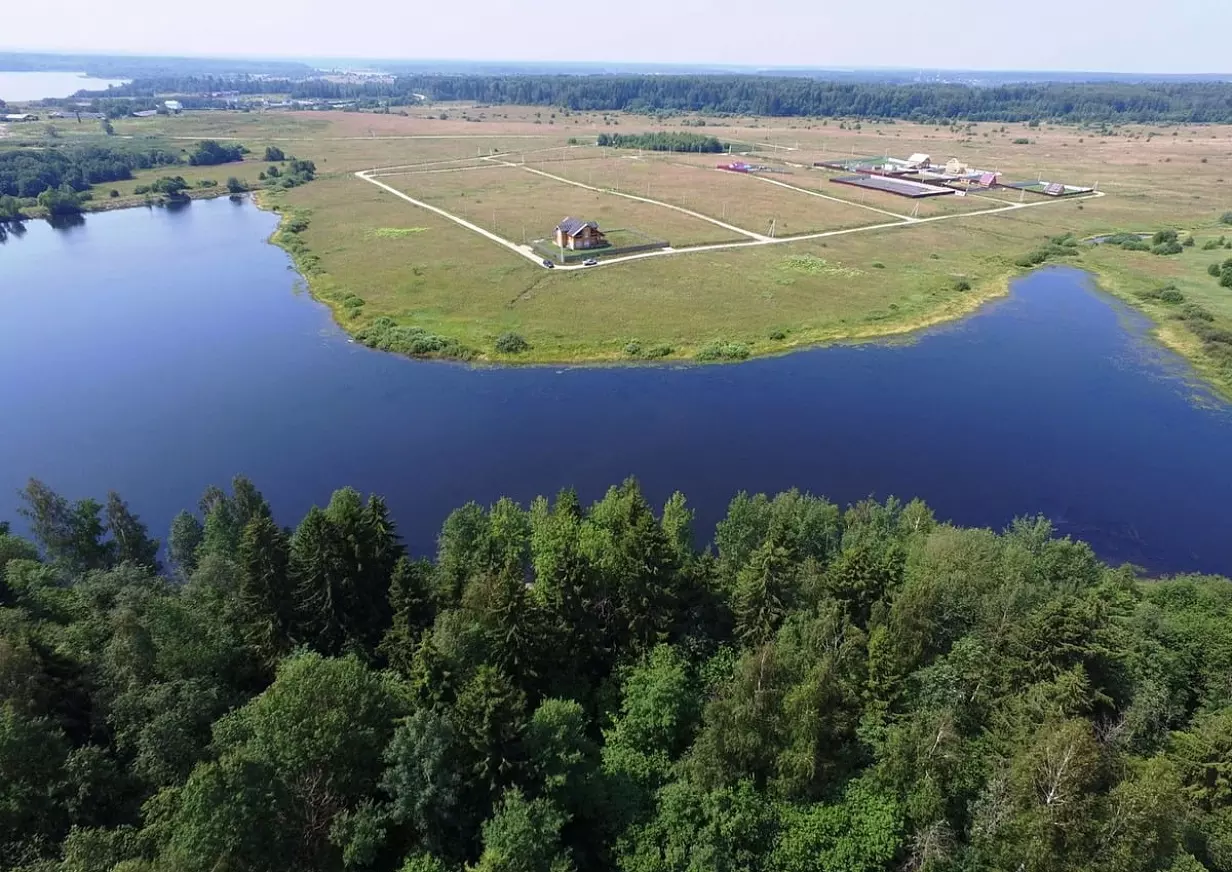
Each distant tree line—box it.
[596,132,726,152]
[3,474,1232,872]
[72,74,1232,122]
[406,76,1232,122]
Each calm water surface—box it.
[0,71,129,102]
[2,198,1231,574]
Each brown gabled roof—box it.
[556,216,599,237]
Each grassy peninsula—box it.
[4,107,1232,394]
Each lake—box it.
[2,197,1231,575]
[0,71,128,102]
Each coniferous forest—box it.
[2,476,1231,872]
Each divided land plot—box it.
[381,164,747,248]
[601,149,996,220]
[527,153,891,237]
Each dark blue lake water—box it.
[2,197,1231,574]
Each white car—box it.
[583,258,598,266]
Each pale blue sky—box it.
[4,0,1228,73]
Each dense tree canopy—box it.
[0,145,179,198]
[2,476,1231,872]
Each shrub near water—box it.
[696,340,751,361]
[354,316,474,359]
[494,332,530,354]
[1015,233,1081,268]
[1137,284,1185,304]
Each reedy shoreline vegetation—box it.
[3,475,1232,872]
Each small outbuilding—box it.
[554,216,607,251]
[164,100,183,113]
[3,113,38,122]
[905,153,931,169]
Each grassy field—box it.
[383,163,742,247]
[527,152,889,236]
[5,107,1232,392]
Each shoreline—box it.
[23,190,1229,401]
[265,187,1232,400]
[1084,269,1232,403]
[259,185,1232,403]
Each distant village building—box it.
[554,217,607,251]
[164,100,183,113]
[905,153,931,169]
[131,109,158,118]
[3,113,38,122]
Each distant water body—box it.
[2,197,1231,575]
[0,71,128,102]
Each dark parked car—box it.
[541,259,555,268]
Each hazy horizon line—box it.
[1,48,1229,78]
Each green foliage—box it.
[37,185,83,215]
[1138,284,1186,304]
[186,140,245,166]
[2,479,1230,871]
[695,341,750,362]
[224,176,246,194]
[0,193,24,220]
[149,176,189,197]
[495,332,530,354]
[1015,234,1081,268]
[263,145,286,162]
[596,132,725,153]
[0,144,179,198]
[474,788,572,872]
[770,782,902,872]
[354,316,476,360]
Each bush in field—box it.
[1138,284,1185,304]
[495,332,530,354]
[187,139,245,166]
[149,176,190,197]
[696,340,750,361]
